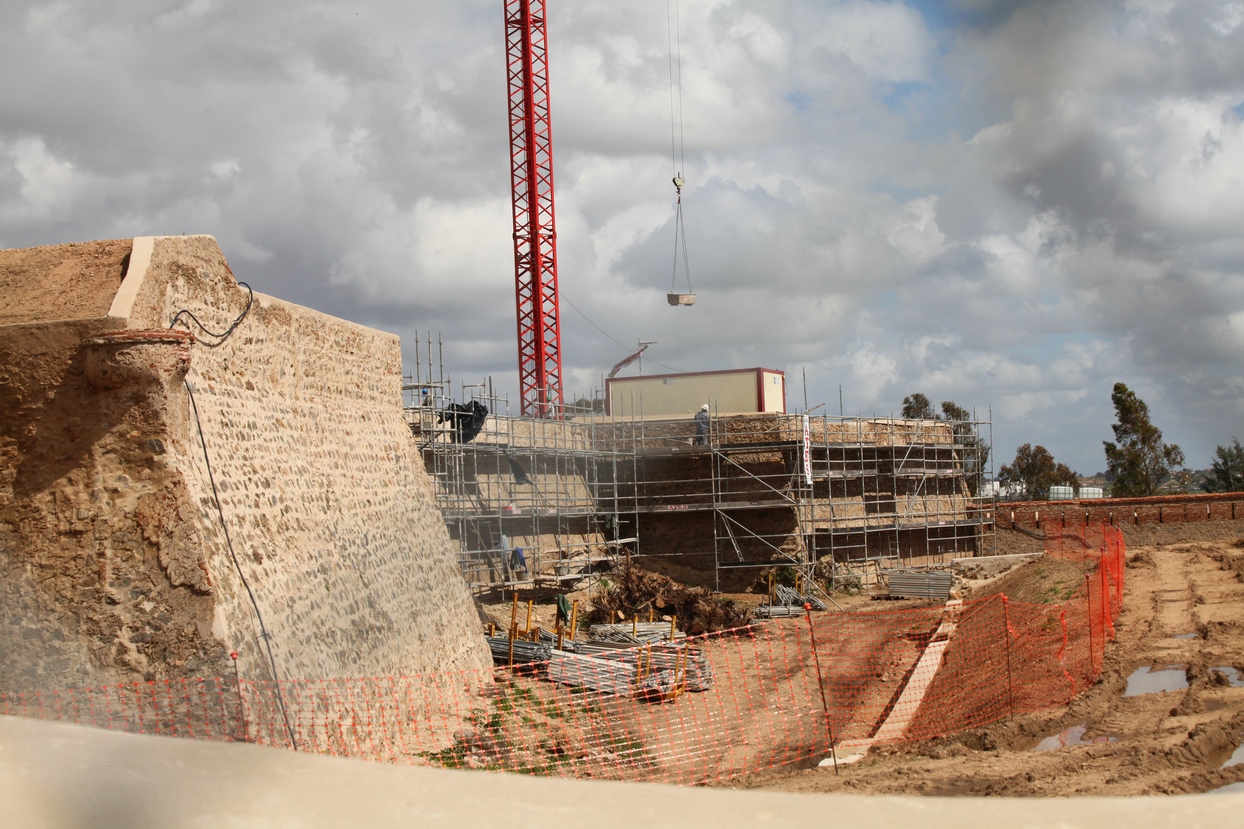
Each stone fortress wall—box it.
[0,236,490,708]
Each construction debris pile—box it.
[485,636,551,664]
[753,583,828,618]
[486,613,714,699]
[585,621,684,643]
[547,651,675,698]
[482,585,717,702]
[746,575,826,612]
[576,638,715,692]
[587,564,752,634]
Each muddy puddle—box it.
[1213,666,1244,688]
[1124,666,1188,696]
[1033,724,1116,752]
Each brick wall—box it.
[995,493,1244,532]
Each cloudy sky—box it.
[2,0,1243,474]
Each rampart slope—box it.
[0,236,489,712]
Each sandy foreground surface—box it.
[730,532,1244,796]
[1,712,1241,829]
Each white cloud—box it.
[3,137,78,220]
[812,0,935,84]
[2,0,1243,473]
[1211,2,1244,35]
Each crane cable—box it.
[667,0,686,177]
[667,0,693,296]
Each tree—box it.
[940,401,970,422]
[901,393,935,420]
[940,400,990,495]
[998,444,1079,500]
[900,394,990,494]
[899,395,972,424]
[1102,383,1185,497]
[567,397,605,416]
[1203,438,1244,493]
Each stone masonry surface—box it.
[1,237,490,726]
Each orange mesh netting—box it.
[2,524,1126,784]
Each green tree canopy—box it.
[940,400,989,495]
[1102,382,1185,497]
[900,394,989,495]
[901,393,935,419]
[1203,438,1244,493]
[567,397,606,416]
[998,444,1079,500]
[940,401,970,422]
[900,395,973,424]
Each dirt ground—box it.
[729,525,1244,796]
[472,522,1244,796]
[0,238,132,324]
[477,570,882,636]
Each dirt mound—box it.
[965,555,1090,604]
[732,534,1244,797]
[1,238,132,325]
[1120,520,1243,546]
[1211,548,1244,582]
[587,563,752,634]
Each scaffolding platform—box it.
[403,350,994,594]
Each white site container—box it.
[1049,485,1075,501]
[606,367,786,417]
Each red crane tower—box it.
[505,0,563,417]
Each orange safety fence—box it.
[2,524,1126,784]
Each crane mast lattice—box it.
[505,0,563,417]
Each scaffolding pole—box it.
[406,353,994,598]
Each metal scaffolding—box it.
[596,410,994,592]
[402,336,636,594]
[403,351,993,596]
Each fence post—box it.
[1085,572,1097,679]
[1120,526,1126,602]
[1001,594,1015,719]
[1101,555,1115,641]
[804,603,838,774]
[230,650,248,743]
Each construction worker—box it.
[693,404,710,445]
[498,533,513,581]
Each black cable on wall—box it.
[171,282,298,749]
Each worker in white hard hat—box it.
[693,404,710,445]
